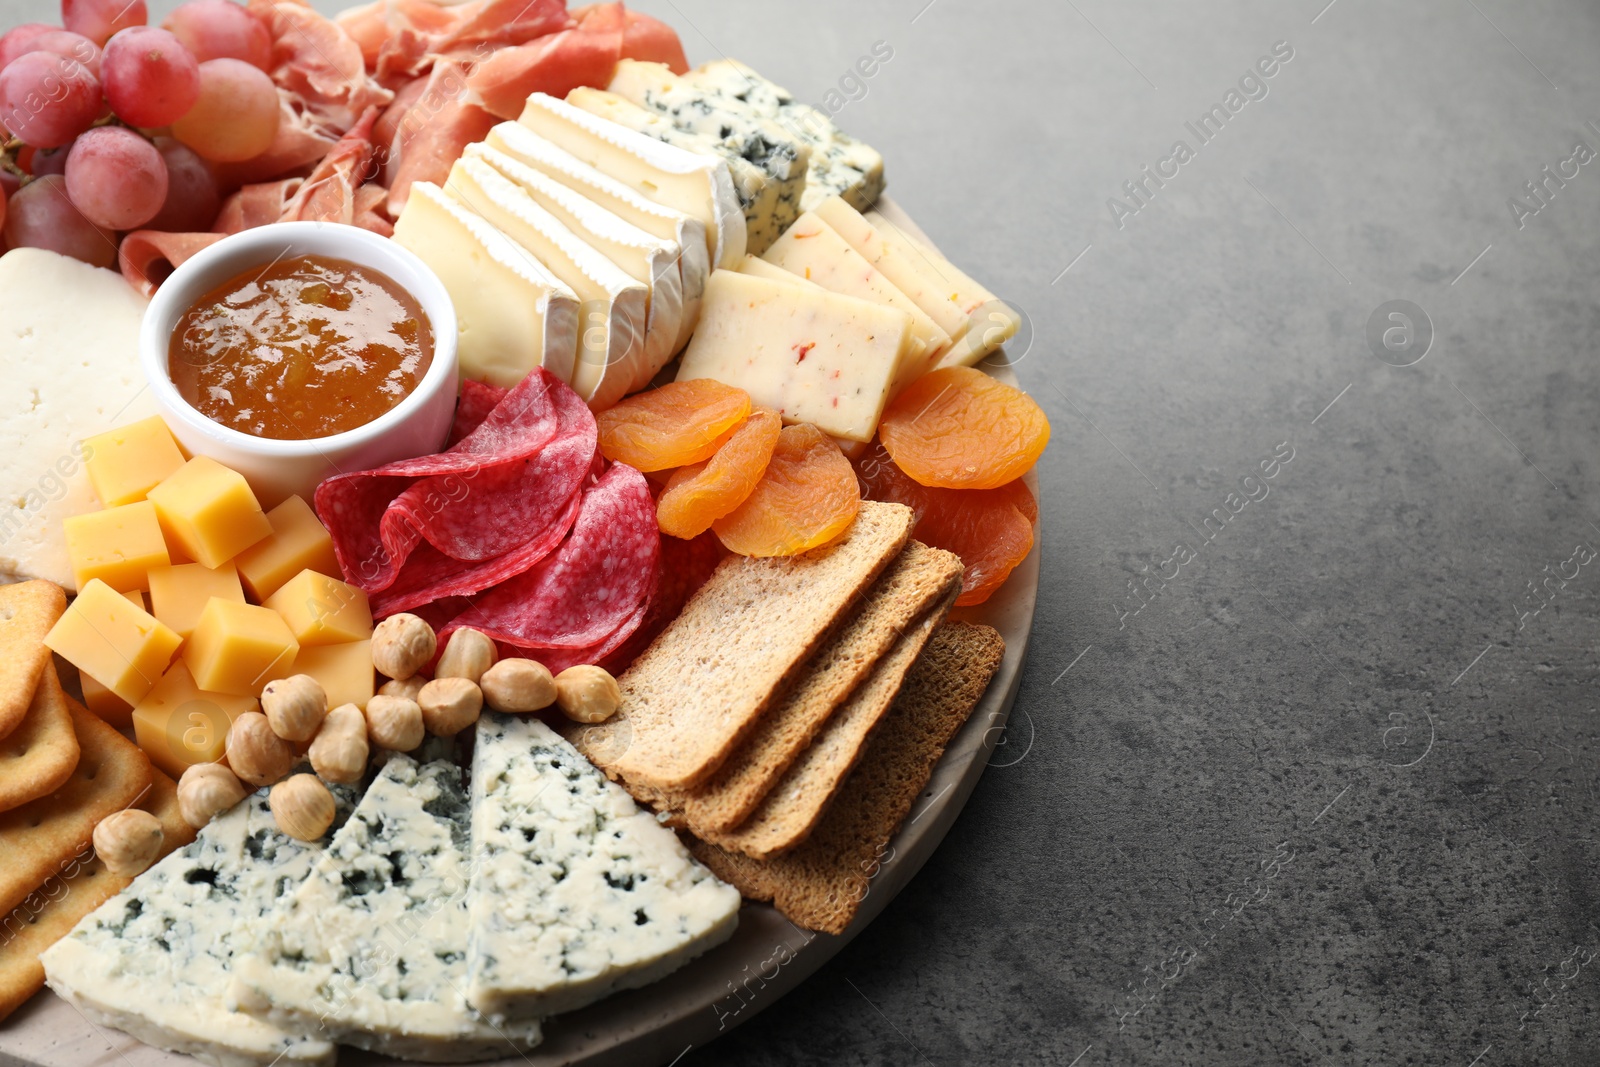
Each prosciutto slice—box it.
[118,231,225,297]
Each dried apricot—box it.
[713,423,861,557]
[878,366,1050,490]
[855,442,1034,606]
[597,379,751,472]
[657,409,783,539]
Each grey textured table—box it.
[5,0,1598,1063]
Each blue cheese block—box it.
[231,757,542,1063]
[466,714,742,1020]
[39,791,352,1067]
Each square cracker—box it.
[0,695,153,922]
[0,580,66,741]
[0,755,192,1022]
[0,661,80,813]
[689,621,1005,934]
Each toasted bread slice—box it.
[567,501,914,791]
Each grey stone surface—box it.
[2,0,1596,1062]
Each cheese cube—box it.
[264,570,373,646]
[265,639,375,711]
[147,561,246,640]
[62,500,170,593]
[233,495,341,601]
[82,415,187,508]
[184,598,299,698]
[130,661,258,777]
[44,578,182,706]
[121,589,146,610]
[676,269,914,442]
[80,671,133,728]
[148,457,272,570]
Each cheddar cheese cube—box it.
[148,457,272,569]
[82,415,187,508]
[62,500,171,592]
[233,494,341,601]
[266,639,375,711]
[44,578,182,706]
[183,598,299,697]
[263,569,372,646]
[80,671,133,728]
[131,661,257,777]
[121,589,146,610]
[147,561,246,640]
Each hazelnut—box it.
[177,763,248,829]
[308,703,369,784]
[93,809,164,877]
[226,711,295,786]
[260,674,327,742]
[553,665,621,724]
[435,627,496,684]
[418,677,483,736]
[269,774,336,841]
[378,675,425,703]
[364,694,424,751]
[371,613,436,681]
[480,658,556,713]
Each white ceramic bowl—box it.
[141,222,458,509]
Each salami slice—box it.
[494,591,653,676]
[596,529,725,675]
[447,463,658,649]
[446,379,509,448]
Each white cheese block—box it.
[485,121,709,355]
[872,215,1023,368]
[605,60,809,251]
[762,211,950,390]
[232,758,542,1063]
[0,249,157,591]
[445,156,647,411]
[676,269,913,443]
[518,92,745,270]
[393,182,579,389]
[466,141,684,394]
[682,58,885,213]
[739,253,823,289]
[466,714,741,1021]
[40,791,347,1067]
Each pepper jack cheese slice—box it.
[232,758,543,1061]
[676,269,913,443]
[484,121,709,354]
[465,714,741,1020]
[739,253,823,289]
[41,791,346,1067]
[445,156,646,412]
[518,92,745,269]
[394,181,579,389]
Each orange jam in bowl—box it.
[168,254,435,441]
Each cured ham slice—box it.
[213,178,304,233]
[250,0,392,133]
[278,106,379,223]
[353,183,393,236]
[118,231,225,297]
[464,25,620,120]
[381,58,496,217]
[575,2,687,73]
[333,0,387,69]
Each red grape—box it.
[0,169,19,199]
[170,57,277,162]
[0,185,7,233]
[0,23,57,71]
[30,143,71,177]
[2,174,115,267]
[0,52,102,148]
[21,29,101,76]
[102,27,199,128]
[163,0,270,70]
[62,0,147,47]
[65,125,167,230]
[145,135,217,231]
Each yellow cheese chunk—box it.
[62,500,171,593]
[265,639,375,711]
[147,561,246,640]
[263,569,373,647]
[183,598,299,698]
[43,578,182,706]
[148,457,272,570]
[233,494,341,601]
[82,415,187,508]
[130,661,258,777]
[80,670,133,728]
[121,589,146,610]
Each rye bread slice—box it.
[568,501,913,791]
[673,541,965,834]
[688,620,1005,934]
[697,578,960,859]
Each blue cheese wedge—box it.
[232,757,542,1063]
[466,714,741,1021]
[39,791,349,1067]
[682,59,886,213]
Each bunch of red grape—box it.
[0,0,277,266]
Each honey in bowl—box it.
[169,254,434,441]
